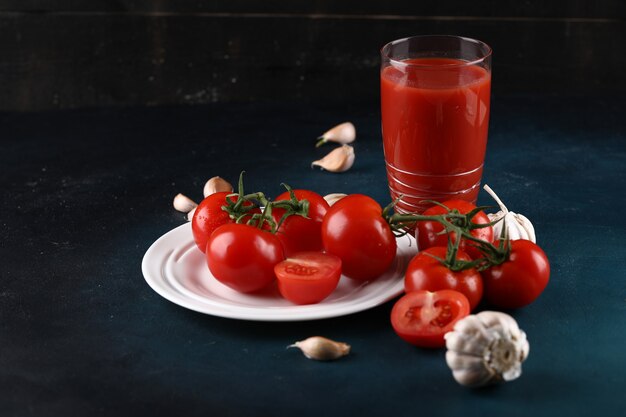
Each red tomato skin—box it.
[206,223,284,293]
[274,252,342,305]
[390,290,470,348]
[321,194,397,281]
[272,190,329,257]
[416,200,493,259]
[481,239,550,309]
[192,192,233,253]
[404,247,483,311]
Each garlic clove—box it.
[173,193,198,213]
[288,336,351,361]
[203,176,233,197]
[323,193,347,206]
[186,206,196,222]
[316,122,356,147]
[312,145,355,173]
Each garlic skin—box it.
[204,176,233,197]
[445,311,529,388]
[288,336,351,361]
[173,193,198,213]
[186,206,196,222]
[312,145,355,173]
[323,193,347,206]
[316,122,356,147]
[483,184,536,243]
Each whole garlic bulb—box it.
[445,311,529,387]
[483,184,536,243]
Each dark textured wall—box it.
[1,1,624,111]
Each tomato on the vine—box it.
[416,199,492,259]
[390,290,470,348]
[191,192,258,253]
[274,252,341,305]
[321,194,396,281]
[404,247,483,311]
[206,223,284,293]
[272,189,329,257]
[481,239,550,309]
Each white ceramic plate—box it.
[141,223,418,321]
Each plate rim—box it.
[141,223,415,321]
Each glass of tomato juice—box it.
[380,35,492,214]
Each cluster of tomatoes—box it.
[190,180,550,348]
[391,200,550,348]
[191,180,401,304]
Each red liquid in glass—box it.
[381,58,491,213]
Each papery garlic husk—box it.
[316,122,356,147]
[186,206,196,222]
[483,184,536,243]
[173,193,198,213]
[288,336,351,361]
[203,176,233,197]
[312,145,355,173]
[445,311,529,388]
[323,193,347,206]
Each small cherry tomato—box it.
[272,190,329,257]
[321,194,396,281]
[416,200,493,259]
[274,252,342,305]
[192,192,258,253]
[404,247,483,311]
[206,223,284,293]
[390,290,470,348]
[481,239,550,309]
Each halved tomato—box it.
[274,252,342,305]
[390,290,470,348]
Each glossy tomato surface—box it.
[192,192,258,253]
[321,194,396,281]
[404,247,483,311]
[390,290,470,348]
[482,239,550,309]
[416,199,492,259]
[274,251,341,305]
[272,190,329,257]
[206,223,284,293]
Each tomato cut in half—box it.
[274,252,342,305]
[390,290,470,348]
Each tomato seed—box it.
[284,264,319,276]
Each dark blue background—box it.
[1,95,625,416]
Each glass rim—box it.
[380,35,492,68]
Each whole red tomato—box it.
[405,247,483,311]
[321,194,396,280]
[206,223,284,293]
[391,290,470,348]
[482,239,550,309]
[272,189,329,257]
[416,200,493,259]
[192,192,258,253]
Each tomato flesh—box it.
[274,252,341,305]
[404,247,483,311]
[391,290,470,348]
[206,223,284,293]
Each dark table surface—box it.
[2,95,625,416]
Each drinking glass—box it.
[380,35,492,214]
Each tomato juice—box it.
[381,57,491,213]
